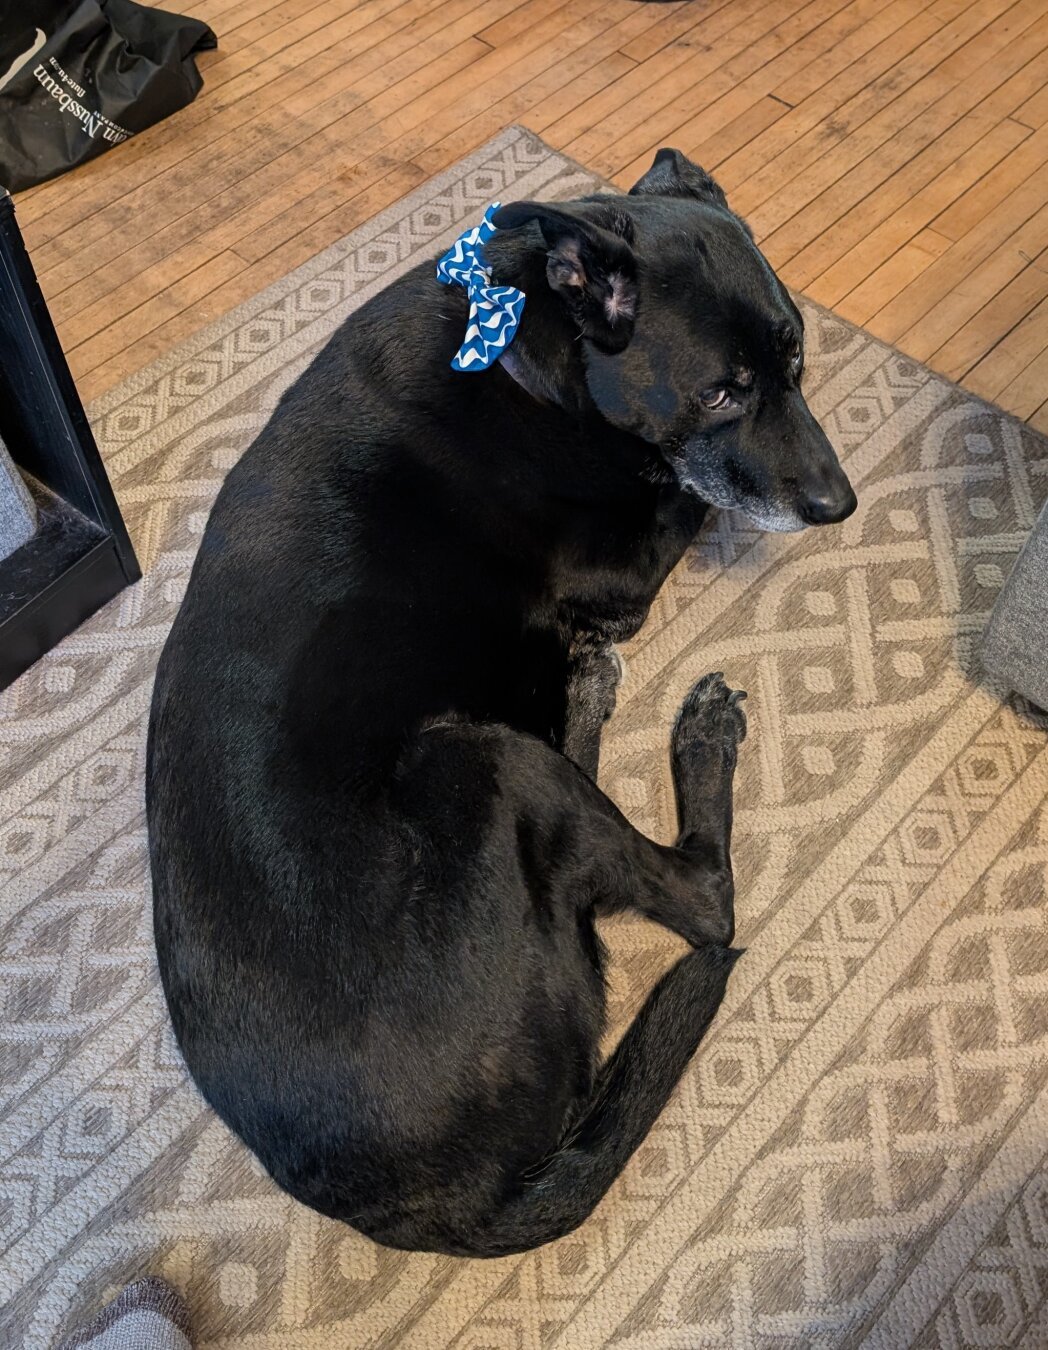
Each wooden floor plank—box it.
[774,17,1048,290]
[996,342,1048,419]
[407,5,659,174]
[835,228,953,326]
[72,163,427,402]
[713,12,953,214]
[617,1,722,66]
[227,0,613,263]
[12,0,1047,426]
[19,0,445,250]
[866,166,1048,344]
[801,114,1035,307]
[773,0,930,106]
[1014,72,1048,123]
[927,242,1048,379]
[740,0,1022,241]
[547,0,764,153]
[57,37,496,351]
[965,295,1048,400]
[613,0,902,183]
[576,0,861,179]
[34,0,505,291]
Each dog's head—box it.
[493,150,856,531]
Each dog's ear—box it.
[629,147,728,209]
[492,201,637,352]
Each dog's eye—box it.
[701,388,735,411]
[789,340,803,370]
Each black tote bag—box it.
[0,0,216,191]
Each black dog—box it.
[147,149,855,1258]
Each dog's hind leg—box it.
[454,938,740,1256]
[383,683,744,1255]
[407,671,744,954]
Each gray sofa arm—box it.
[982,497,1048,710]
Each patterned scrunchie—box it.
[436,203,526,372]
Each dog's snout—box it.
[777,392,858,528]
[800,481,857,526]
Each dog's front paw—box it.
[673,672,747,756]
[671,673,747,841]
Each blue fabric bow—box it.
[436,203,525,372]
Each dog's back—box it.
[149,266,620,1251]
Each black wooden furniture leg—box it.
[0,186,140,692]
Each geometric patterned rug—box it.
[2,127,1048,1349]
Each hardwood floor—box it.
[14,0,1048,431]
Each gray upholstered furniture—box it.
[983,497,1048,710]
[0,435,36,561]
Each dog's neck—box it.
[486,235,594,417]
[497,345,564,407]
[478,231,673,492]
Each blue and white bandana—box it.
[436,203,525,372]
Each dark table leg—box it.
[0,187,140,692]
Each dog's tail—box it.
[451,942,742,1258]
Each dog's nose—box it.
[800,483,857,526]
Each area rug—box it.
[2,127,1048,1350]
